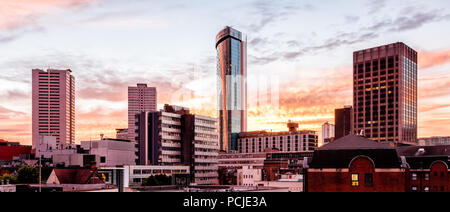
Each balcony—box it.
[162,134,181,141]
[195,165,218,171]
[195,136,217,142]
[194,151,218,157]
[194,143,219,150]
[194,172,219,178]
[195,158,218,163]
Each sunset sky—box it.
[1,0,450,145]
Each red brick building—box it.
[398,146,450,192]
[306,135,407,192]
[305,135,450,192]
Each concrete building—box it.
[418,136,450,146]
[182,114,219,185]
[81,138,136,167]
[237,165,262,187]
[216,26,247,152]
[135,104,219,185]
[335,106,352,140]
[99,165,190,187]
[115,128,129,141]
[322,121,335,145]
[353,42,418,145]
[53,154,99,167]
[135,105,185,166]
[218,152,266,170]
[128,83,156,146]
[237,122,318,153]
[35,135,77,159]
[32,68,75,149]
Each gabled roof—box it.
[309,134,402,169]
[320,134,394,150]
[51,168,104,184]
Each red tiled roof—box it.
[53,168,104,184]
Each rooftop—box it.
[319,134,394,150]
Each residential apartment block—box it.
[135,104,219,185]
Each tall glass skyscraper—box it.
[353,42,417,146]
[216,26,247,152]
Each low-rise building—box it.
[81,138,136,167]
[418,136,450,146]
[237,165,262,186]
[35,136,77,159]
[0,139,32,161]
[237,122,318,153]
[306,134,408,192]
[99,165,190,188]
[115,128,129,141]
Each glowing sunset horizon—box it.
[1,0,450,146]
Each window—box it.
[412,186,417,192]
[424,186,429,192]
[100,156,106,163]
[351,174,359,186]
[411,173,417,181]
[365,173,373,187]
[424,173,429,181]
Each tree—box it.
[141,174,172,186]
[16,165,39,184]
[0,173,17,184]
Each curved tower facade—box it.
[216,26,247,152]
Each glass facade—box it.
[216,26,247,152]
[401,56,417,143]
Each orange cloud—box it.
[419,49,450,69]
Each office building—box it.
[353,42,417,145]
[128,84,157,144]
[216,26,247,152]
[418,136,450,146]
[237,122,318,153]
[135,104,219,185]
[322,121,335,145]
[335,106,352,139]
[32,69,75,149]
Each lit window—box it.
[424,173,429,181]
[412,186,417,192]
[424,187,429,192]
[351,174,359,186]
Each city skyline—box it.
[1,0,450,145]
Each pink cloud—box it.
[0,0,97,30]
[419,49,450,69]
